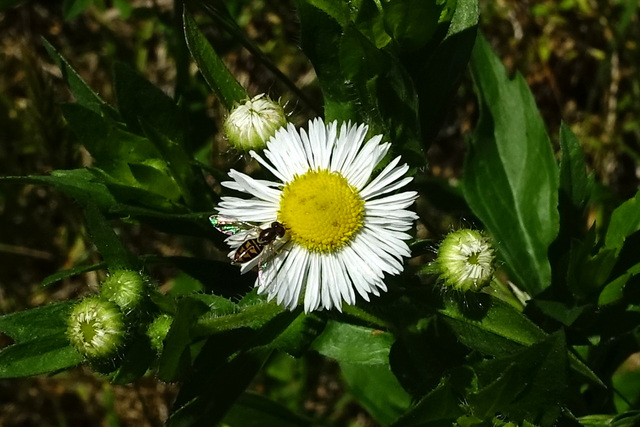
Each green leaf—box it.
[89,168,185,213]
[382,0,444,52]
[605,190,640,255]
[297,1,424,165]
[269,313,326,357]
[295,0,359,121]
[578,412,640,427]
[84,203,139,271]
[559,122,590,210]
[0,334,83,378]
[408,0,479,143]
[168,347,271,427]
[42,262,107,287]
[311,321,394,365]
[0,169,117,210]
[139,120,214,211]
[62,0,92,20]
[158,297,211,382]
[193,301,284,338]
[61,103,161,183]
[110,337,156,385]
[223,392,315,427]
[599,262,640,306]
[0,301,74,342]
[128,161,182,202]
[464,35,559,296]
[469,332,567,426]
[391,377,467,427]
[183,10,247,110]
[113,62,185,145]
[298,0,351,26]
[342,363,412,425]
[438,294,547,356]
[43,39,113,115]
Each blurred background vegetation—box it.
[0,0,638,425]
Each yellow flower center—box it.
[279,169,364,252]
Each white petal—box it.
[226,170,281,203]
[304,254,321,313]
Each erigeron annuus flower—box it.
[224,94,288,151]
[216,118,418,312]
[67,297,126,359]
[435,229,495,292]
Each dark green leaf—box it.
[438,294,546,356]
[61,103,161,184]
[0,301,74,342]
[470,332,567,427]
[342,362,412,425]
[311,321,394,365]
[42,262,106,287]
[128,161,182,202]
[110,337,156,385]
[0,169,117,210]
[295,0,359,121]
[158,297,211,382]
[87,169,185,213]
[139,120,214,211]
[269,313,326,357]
[43,39,113,115]
[559,122,590,210]
[224,392,315,427]
[113,62,185,144]
[599,262,640,306]
[382,0,444,52]
[578,412,640,427]
[62,0,92,20]
[464,35,559,296]
[168,347,271,427]
[408,0,479,143]
[84,204,139,271]
[391,377,466,427]
[0,334,83,378]
[605,190,640,255]
[183,10,246,110]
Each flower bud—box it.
[434,229,495,292]
[67,297,126,360]
[224,94,287,151]
[100,270,149,314]
[146,313,174,355]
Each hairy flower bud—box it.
[67,297,126,360]
[224,94,287,151]
[100,270,149,314]
[146,313,174,355]
[435,229,496,292]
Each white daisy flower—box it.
[216,118,419,312]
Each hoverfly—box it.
[209,215,287,265]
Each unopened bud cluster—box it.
[224,94,287,151]
[67,269,159,362]
[434,229,496,292]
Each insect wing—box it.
[257,239,290,288]
[209,215,255,236]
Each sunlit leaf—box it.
[183,9,247,110]
[464,35,559,296]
